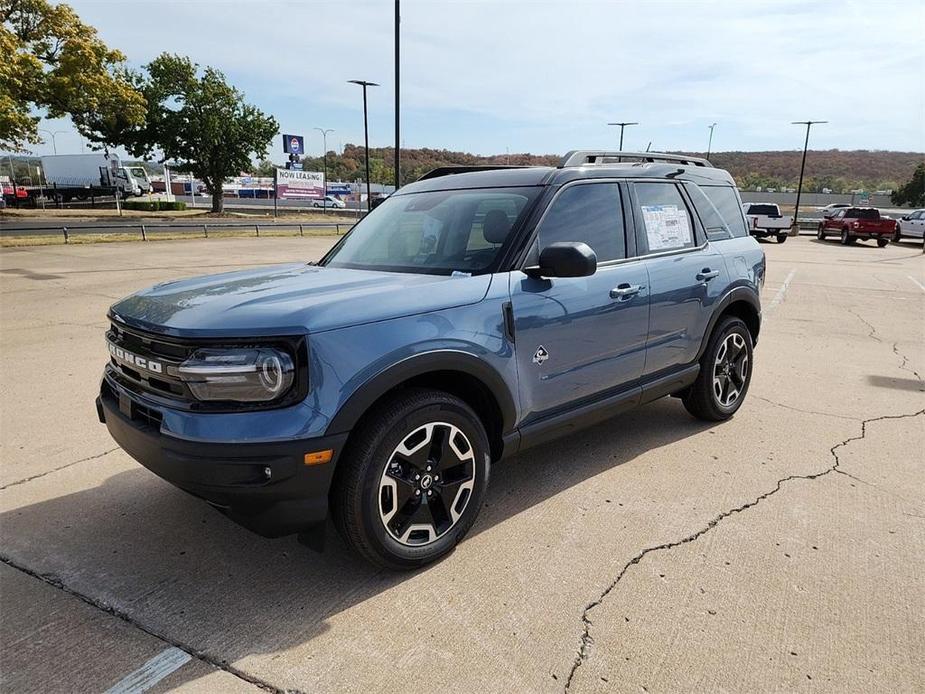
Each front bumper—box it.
[97,376,347,537]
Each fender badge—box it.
[533,345,549,365]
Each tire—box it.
[331,388,491,570]
[817,224,826,240]
[893,227,902,243]
[877,237,889,248]
[841,229,851,245]
[683,316,754,422]
[776,233,787,243]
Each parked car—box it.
[819,203,851,218]
[312,195,346,209]
[816,207,896,247]
[97,150,765,569]
[894,209,925,242]
[741,202,792,243]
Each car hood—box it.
[110,263,491,337]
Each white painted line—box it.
[768,268,797,310]
[105,647,192,694]
[908,275,925,293]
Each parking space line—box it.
[104,647,192,694]
[768,268,796,310]
[908,275,925,293]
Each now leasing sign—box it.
[275,168,324,199]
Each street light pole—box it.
[313,127,334,214]
[394,0,400,192]
[38,129,67,155]
[791,120,827,234]
[707,122,717,159]
[348,80,379,213]
[607,121,638,151]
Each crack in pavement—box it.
[750,395,861,422]
[0,448,120,492]
[562,409,925,693]
[892,342,923,383]
[848,308,882,343]
[0,554,295,694]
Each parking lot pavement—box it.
[1,236,923,693]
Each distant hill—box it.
[291,146,924,194]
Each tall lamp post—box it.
[348,80,379,212]
[38,128,67,155]
[313,127,334,213]
[791,120,827,234]
[607,121,638,151]
[394,0,400,192]
[707,122,717,159]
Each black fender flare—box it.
[326,350,517,437]
[696,287,762,360]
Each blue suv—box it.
[97,151,765,569]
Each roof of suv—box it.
[399,153,736,195]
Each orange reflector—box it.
[304,449,333,466]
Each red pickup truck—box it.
[816,207,897,247]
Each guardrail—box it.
[0,220,352,244]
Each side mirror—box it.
[526,241,597,278]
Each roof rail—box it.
[559,151,713,168]
[418,165,530,181]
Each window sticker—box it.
[640,205,692,251]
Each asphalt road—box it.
[1,236,923,692]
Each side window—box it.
[701,185,749,238]
[633,182,695,253]
[537,183,626,262]
[684,183,733,241]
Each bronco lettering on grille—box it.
[108,341,164,374]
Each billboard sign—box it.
[282,134,304,155]
[276,168,324,199]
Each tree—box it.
[0,0,145,151]
[128,54,278,212]
[892,163,925,207]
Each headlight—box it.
[177,347,295,402]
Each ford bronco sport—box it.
[97,151,765,569]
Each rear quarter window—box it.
[701,185,749,238]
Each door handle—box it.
[697,269,720,282]
[610,283,642,299]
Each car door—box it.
[631,180,729,377]
[910,211,925,238]
[509,181,649,422]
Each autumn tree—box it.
[127,54,278,212]
[0,0,145,151]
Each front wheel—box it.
[877,237,889,248]
[841,229,852,245]
[893,228,902,243]
[817,224,826,240]
[331,388,490,570]
[776,233,787,243]
[683,316,753,422]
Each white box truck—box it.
[40,154,151,200]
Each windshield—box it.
[848,208,880,220]
[747,204,779,215]
[130,167,148,180]
[322,187,540,275]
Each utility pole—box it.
[791,120,827,234]
[313,127,334,214]
[707,122,717,159]
[607,121,638,151]
[348,80,379,213]
[394,0,400,192]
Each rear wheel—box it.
[841,229,852,245]
[893,227,902,243]
[683,316,753,422]
[776,233,787,243]
[331,388,490,570]
[817,224,826,240]
[877,237,889,248]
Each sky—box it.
[19,0,925,163]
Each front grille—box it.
[106,322,196,404]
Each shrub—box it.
[122,200,187,212]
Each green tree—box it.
[0,0,145,151]
[128,54,278,212]
[891,163,925,207]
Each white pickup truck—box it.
[741,203,793,243]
